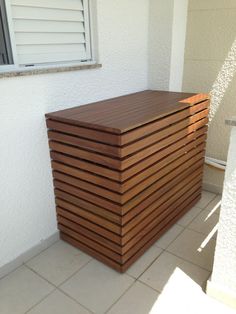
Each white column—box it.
[207,118,236,309]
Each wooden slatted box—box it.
[45,90,209,272]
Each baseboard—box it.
[203,182,223,194]
[0,231,59,280]
[206,278,236,309]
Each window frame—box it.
[0,0,97,73]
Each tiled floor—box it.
[0,191,233,314]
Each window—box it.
[0,0,93,71]
[0,0,13,65]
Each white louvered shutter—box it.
[11,0,92,66]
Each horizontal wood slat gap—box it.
[122,152,205,213]
[121,127,207,180]
[121,181,203,250]
[51,143,205,204]
[47,113,208,158]
[56,201,121,234]
[46,100,209,146]
[121,191,202,264]
[50,151,120,181]
[122,169,203,237]
[55,189,121,224]
[56,207,121,244]
[122,160,204,224]
[49,141,122,170]
[57,218,121,254]
[46,92,209,133]
[121,135,206,190]
[54,180,121,214]
[60,233,122,272]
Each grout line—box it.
[164,248,213,273]
[136,278,161,294]
[126,248,164,280]
[56,287,94,314]
[24,288,57,314]
[104,279,138,313]
[25,258,94,314]
[155,225,186,252]
[23,240,60,266]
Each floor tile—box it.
[204,194,222,216]
[27,290,90,314]
[60,260,134,313]
[107,281,159,314]
[154,224,184,249]
[177,206,203,227]
[167,229,216,271]
[195,191,216,209]
[139,251,209,292]
[126,246,163,278]
[0,266,54,314]
[26,240,91,286]
[187,208,219,236]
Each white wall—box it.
[148,0,174,90]
[183,0,236,192]
[148,0,188,91]
[207,125,236,307]
[0,0,149,268]
[169,0,188,91]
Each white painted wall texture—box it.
[208,125,236,307]
[183,0,236,192]
[0,0,149,268]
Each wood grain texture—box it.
[46,90,209,272]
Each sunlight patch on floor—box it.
[149,268,234,314]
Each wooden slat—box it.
[50,132,206,187]
[121,144,205,203]
[120,100,209,145]
[121,134,206,190]
[57,207,121,244]
[49,141,122,170]
[59,225,122,263]
[55,189,121,224]
[52,143,205,204]
[120,109,208,157]
[51,161,121,193]
[53,171,122,203]
[58,218,121,253]
[47,115,208,158]
[122,168,203,237]
[122,152,204,214]
[49,126,206,178]
[50,151,120,181]
[55,200,121,234]
[121,188,202,263]
[121,179,202,250]
[60,233,122,272]
[46,90,209,134]
[53,151,204,214]
[46,100,209,146]
[121,193,201,269]
[122,159,203,224]
[121,119,208,170]
[61,194,201,272]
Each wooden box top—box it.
[46,90,209,134]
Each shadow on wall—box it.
[209,37,236,123]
